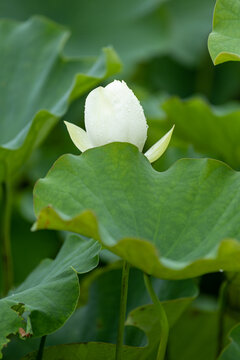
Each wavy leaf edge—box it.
[32,152,240,280]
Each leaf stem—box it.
[1,180,13,295]
[144,273,169,360]
[217,280,228,357]
[36,335,47,360]
[115,260,130,360]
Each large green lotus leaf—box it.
[218,324,240,360]
[0,16,121,181]
[34,143,240,279]
[208,0,240,65]
[0,235,101,358]
[0,0,214,68]
[150,97,240,169]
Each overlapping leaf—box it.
[0,235,101,358]
[33,143,240,279]
[22,267,197,360]
[208,0,240,64]
[48,267,197,344]
[0,16,121,181]
[219,325,240,359]
[3,266,197,359]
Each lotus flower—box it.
[65,80,174,162]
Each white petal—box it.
[64,121,92,152]
[85,80,148,151]
[144,125,175,163]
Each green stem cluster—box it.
[115,261,169,360]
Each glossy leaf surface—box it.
[33,143,240,279]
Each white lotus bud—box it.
[85,80,148,151]
[65,80,174,163]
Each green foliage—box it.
[21,268,198,360]
[0,235,101,358]
[2,0,240,359]
[208,0,240,65]
[148,97,240,169]
[0,0,214,69]
[33,143,240,279]
[0,16,121,181]
[50,267,198,343]
[2,267,198,359]
[169,305,218,360]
